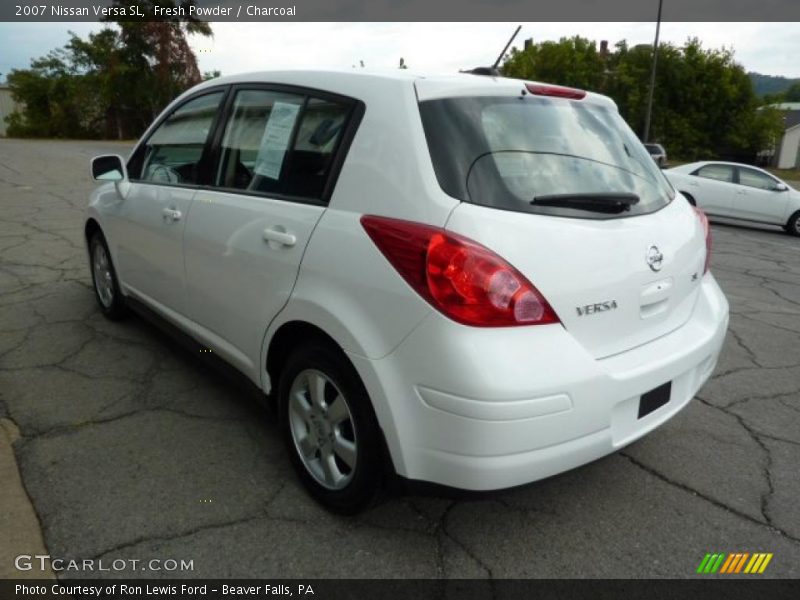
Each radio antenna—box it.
[492,25,522,70]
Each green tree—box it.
[66,28,128,138]
[108,1,212,124]
[502,36,606,91]
[7,1,211,139]
[6,49,84,137]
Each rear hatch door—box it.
[417,79,707,358]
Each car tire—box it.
[785,211,800,237]
[278,340,384,513]
[89,231,127,320]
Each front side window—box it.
[695,164,734,183]
[134,92,224,185]
[214,90,351,200]
[215,90,305,194]
[738,167,778,191]
[419,96,674,219]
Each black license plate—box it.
[638,381,672,418]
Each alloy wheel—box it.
[288,369,358,490]
[92,243,114,308]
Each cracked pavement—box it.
[1,139,799,579]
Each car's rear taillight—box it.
[361,215,560,327]
[693,207,712,274]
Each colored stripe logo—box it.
[696,552,773,574]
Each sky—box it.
[1,22,798,82]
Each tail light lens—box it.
[361,215,559,327]
[693,207,712,273]
[525,83,587,100]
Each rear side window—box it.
[286,98,349,198]
[694,164,734,183]
[214,89,351,201]
[419,96,674,219]
[131,92,224,184]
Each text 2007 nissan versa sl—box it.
[86,71,729,512]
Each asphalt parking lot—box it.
[1,139,800,580]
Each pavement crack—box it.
[620,452,800,545]
[437,501,495,584]
[695,396,782,528]
[89,513,266,561]
[762,283,800,310]
[17,406,245,442]
[727,327,764,368]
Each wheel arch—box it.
[266,320,347,398]
[264,318,398,479]
[681,191,696,206]
[84,218,102,251]
[786,209,800,236]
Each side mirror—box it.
[91,155,127,182]
[774,183,788,192]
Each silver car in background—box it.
[645,143,667,167]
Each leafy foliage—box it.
[502,37,785,161]
[6,1,212,139]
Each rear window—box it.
[419,96,675,219]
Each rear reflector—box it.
[361,215,560,327]
[693,207,712,274]
[525,83,587,100]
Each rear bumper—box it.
[349,274,729,491]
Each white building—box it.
[0,85,19,137]
[770,102,800,170]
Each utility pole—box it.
[642,0,663,143]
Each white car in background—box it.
[86,70,729,512]
[666,161,800,236]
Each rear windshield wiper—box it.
[530,192,640,214]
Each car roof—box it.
[672,161,782,179]
[187,69,618,109]
[683,160,768,169]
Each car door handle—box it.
[263,227,297,247]
[162,208,182,222]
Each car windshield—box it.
[419,95,675,219]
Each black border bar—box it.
[3,579,800,600]
[3,0,800,22]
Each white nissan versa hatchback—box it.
[86,70,729,512]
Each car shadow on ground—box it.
[709,219,794,239]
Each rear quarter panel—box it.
[261,75,459,388]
